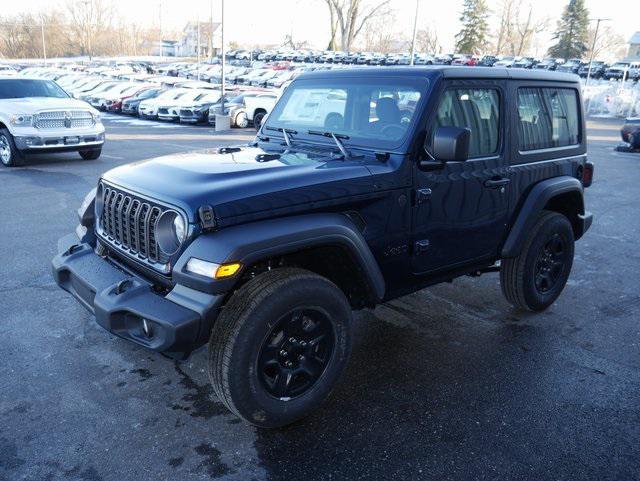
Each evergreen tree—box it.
[455,0,490,54]
[547,0,590,59]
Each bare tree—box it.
[493,0,547,56]
[323,0,391,52]
[65,0,114,57]
[361,15,396,53]
[586,25,626,60]
[415,27,441,54]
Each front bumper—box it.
[51,233,223,359]
[14,132,105,152]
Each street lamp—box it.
[585,17,611,87]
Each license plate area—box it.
[65,136,80,145]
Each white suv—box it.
[0,77,105,166]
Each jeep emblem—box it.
[64,111,72,128]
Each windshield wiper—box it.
[307,130,351,159]
[264,126,297,147]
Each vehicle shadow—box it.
[251,283,574,481]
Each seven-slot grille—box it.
[34,110,94,129]
[98,184,169,266]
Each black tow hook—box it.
[62,244,82,257]
[114,279,133,295]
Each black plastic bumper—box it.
[51,233,223,359]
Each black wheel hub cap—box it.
[257,309,335,400]
[534,233,566,293]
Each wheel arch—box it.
[173,213,386,309]
[501,176,588,258]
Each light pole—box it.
[585,17,610,87]
[221,0,225,112]
[409,0,420,66]
[197,13,201,81]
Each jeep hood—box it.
[102,145,376,224]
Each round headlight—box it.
[156,210,186,255]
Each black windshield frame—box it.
[264,76,430,152]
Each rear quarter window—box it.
[517,87,580,151]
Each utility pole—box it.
[409,0,420,66]
[221,0,226,113]
[585,17,610,87]
[209,0,214,62]
[197,14,201,80]
[40,17,47,65]
[159,0,163,60]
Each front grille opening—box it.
[98,184,172,271]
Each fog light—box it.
[24,137,43,146]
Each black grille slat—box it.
[98,183,176,269]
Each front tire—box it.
[501,211,575,311]
[235,111,249,129]
[79,147,102,160]
[0,128,24,167]
[253,111,266,131]
[208,268,352,428]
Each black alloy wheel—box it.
[257,308,335,400]
[534,233,567,294]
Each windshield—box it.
[137,88,161,99]
[0,79,69,99]
[612,63,630,68]
[264,77,427,150]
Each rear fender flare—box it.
[501,176,585,258]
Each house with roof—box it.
[628,32,640,60]
[176,21,222,57]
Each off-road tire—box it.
[208,268,352,428]
[79,148,102,160]
[501,210,575,311]
[0,128,24,167]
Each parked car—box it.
[557,59,584,74]
[451,54,478,66]
[603,61,637,81]
[121,87,165,115]
[53,67,592,428]
[478,55,498,67]
[0,77,104,166]
[512,57,537,69]
[493,56,517,68]
[178,92,227,124]
[138,88,192,119]
[621,117,640,149]
[577,61,607,79]
[157,90,221,121]
[414,54,435,65]
[534,58,563,71]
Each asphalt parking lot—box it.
[1,115,639,481]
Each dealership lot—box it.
[1,117,639,481]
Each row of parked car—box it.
[219,49,640,81]
[17,65,283,130]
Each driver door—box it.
[412,81,512,274]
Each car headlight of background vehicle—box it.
[156,210,187,255]
[10,114,34,126]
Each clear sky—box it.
[3,0,638,54]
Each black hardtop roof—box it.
[298,66,580,83]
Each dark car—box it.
[535,58,563,71]
[121,87,165,115]
[53,67,593,428]
[578,61,608,79]
[478,55,498,66]
[557,59,584,74]
[621,118,640,149]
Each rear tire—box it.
[500,211,575,311]
[0,128,24,167]
[79,148,102,160]
[253,111,266,131]
[235,112,249,129]
[208,268,352,428]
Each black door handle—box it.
[484,177,511,189]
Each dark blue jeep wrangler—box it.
[52,67,593,427]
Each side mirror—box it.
[433,126,471,162]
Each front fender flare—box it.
[501,176,585,258]
[173,213,386,301]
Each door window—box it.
[434,88,500,157]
